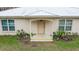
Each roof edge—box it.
[0,16,79,19]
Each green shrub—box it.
[16,29,30,43]
[53,31,79,41]
[53,31,65,40]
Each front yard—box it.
[0,35,79,51]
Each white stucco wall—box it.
[72,19,79,33]
[0,18,79,35]
[45,21,52,35]
[15,19,29,32]
[31,21,38,33]
[45,19,58,35]
[52,19,59,32]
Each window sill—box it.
[2,31,15,33]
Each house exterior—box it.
[0,7,79,41]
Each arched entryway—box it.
[30,19,53,41]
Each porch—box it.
[29,19,55,41]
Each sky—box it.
[0,0,79,7]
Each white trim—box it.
[65,19,72,32]
[7,19,9,31]
[31,19,53,22]
[31,40,53,42]
[64,19,66,31]
[30,20,32,39]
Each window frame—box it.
[8,20,15,31]
[59,19,72,31]
[1,20,8,31]
[1,18,15,32]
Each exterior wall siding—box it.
[31,21,38,33]
[44,19,58,35]
[15,19,29,32]
[0,18,79,35]
[72,19,79,33]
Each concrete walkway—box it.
[31,35,53,42]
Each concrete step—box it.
[31,35,53,42]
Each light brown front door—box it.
[38,20,45,34]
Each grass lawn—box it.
[0,36,79,51]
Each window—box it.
[2,20,8,31]
[1,18,15,31]
[59,19,72,31]
[8,20,15,31]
